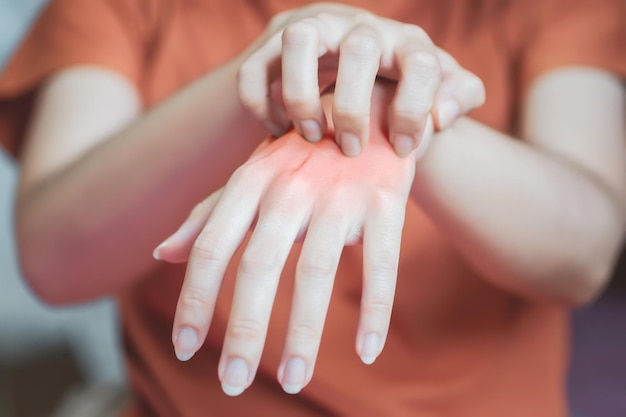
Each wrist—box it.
[410,117,463,205]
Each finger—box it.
[431,49,486,130]
[278,212,350,394]
[154,189,224,263]
[238,33,290,136]
[171,171,266,363]
[413,114,435,161]
[333,24,383,157]
[219,188,309,396]
[389,36,442,157]
[281,19,327,142]
[357,199,405,365]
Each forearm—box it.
[411,117,624,306]
[17,59,266,303]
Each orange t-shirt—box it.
[0,0,624,416]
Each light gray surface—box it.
[0,151,122,384]
[0,0,126,385]
[0,0,46,67]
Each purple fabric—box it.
[568,249,626,417]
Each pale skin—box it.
[15,4,482,302]
[239,3,484,155]
[160,72,626,396]
[161,86,419,396]
[10,1,625,399]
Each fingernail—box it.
[341,133,362,157]
[360,333,381,365]
[153,241,167,260]
[393,134,416,158]
[281,357,306,394]
[174,327,198,361]
[299,120,322,142]
[438,100,460,129]
[221,358,249,396]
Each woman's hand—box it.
[156,84,418,396]
[238,2,484,157]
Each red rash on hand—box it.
[247,82,416,193]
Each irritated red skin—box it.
[248,81,416,194]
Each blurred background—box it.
[0,1,624,416]
[1,4,128,417]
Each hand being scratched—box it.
[155,81,424,396]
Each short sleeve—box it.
[0,0,147,157]
[519,0,626,94]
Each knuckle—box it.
[289,322,321,343]
[368,256,398,279]
[282,20,318,45]
[191,234,226,263]
[239,249,277,277]
[229,164,259,187]
[391,105,428,135]
[313,8,351,24]
[227,318,265,341]
[313,10,332,21]
[392,101,429,124]
[401,23,428,40]
[298,251,336,279]
[237,89,264,115]
[283,93,319,117]
[230,161,272,190]
[178,286,213,312]
[363,299,393,318]
[237,58,262,89]
[237,58,256,80]
[403,51,440,78]
[436,48,459,69]
[333,104,369,127]
[341,30,381,57]
[374,190,404,208]
[237,63,266,109]
[353,11,377,24]
[238,94,264,115]
[467,74,486,105]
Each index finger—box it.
[238,33,290,136]
[171,174,266,363]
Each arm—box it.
[411,68,625,306]
[158,70,623,395]
[15,4,482,305]
[239,3,484,156]
[16,58,267,304]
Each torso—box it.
[120,1,569,416]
